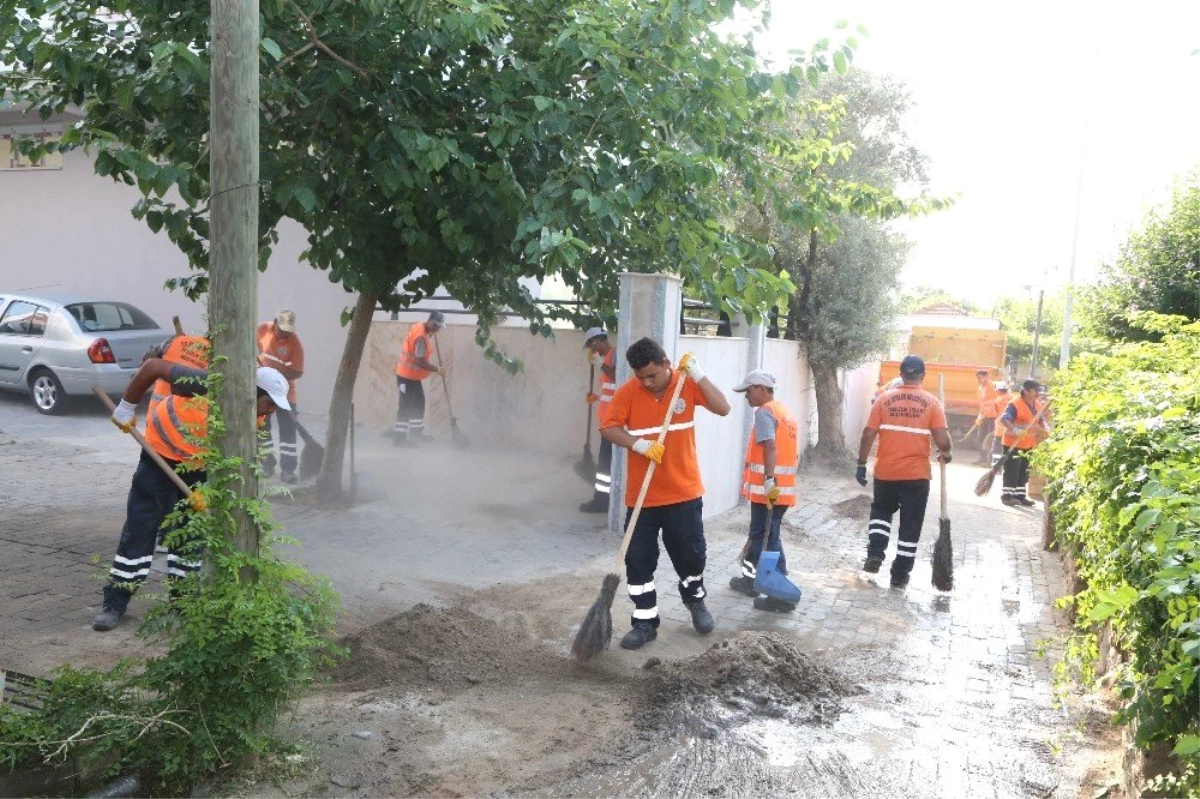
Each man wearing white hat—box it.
[94,358,290,631]
[579,327,617,513]
[730,369,801,612]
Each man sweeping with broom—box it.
[585,338,731,652]
[855,355,953,588]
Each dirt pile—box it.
[330,603,570,693]
[642,632,864,732]
[832,495,872,521]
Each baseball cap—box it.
[996,382,1010,392]
[583,327,608,347]
[899,355,925,375]
[732,369,777,392]
[256,366,291,411]
[275,309,296,333]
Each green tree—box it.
[1079,173,1200,342]
[897,285,982,314]
[1,0,870,499]
[991,293,1064,379]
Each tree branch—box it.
[288,1,369,78]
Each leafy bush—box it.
[1036,313,1199,790]
[0,387,340,795]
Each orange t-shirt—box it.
[978,380,1001,418]
[867,386,948,481]
[601,370,708,508]
[256,321,305,403]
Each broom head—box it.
[974,465,999,496]
[931,519,954,591]
[571,572,619,661]
[299,440,325,480]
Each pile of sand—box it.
[642,632,864,731]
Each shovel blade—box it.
[754,551,802,603]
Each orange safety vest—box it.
[395,323,435,380]
[145,394,208,469]
[742,399,800,506]
[1001,397,1042,451]
[992,395,1010,436]
[598,348,617,407]
[978,380,1001,418]
[147,336,210,420]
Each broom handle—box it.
[992,401,1053,472]
[92,386,194,497]
[585,363,595,448]
[610,369,691,573]
[938,374,948,518]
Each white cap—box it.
[275,309,296,333]
[256,366,291,411]
[732,369,777,392]
[583,327,608,346]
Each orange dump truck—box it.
[879,326,1007,433]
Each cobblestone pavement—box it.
[0,392,1119,797]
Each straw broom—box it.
[931,375,954,591]
[974,401,1052,497]
[571,369,690,661]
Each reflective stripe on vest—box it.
[743,399,800,506]
[627,421,695,437]
[145,396,207,466]
[395,324,434,380]
[878,424,931,435]
[599,349,617,405]
[147,335,210,425]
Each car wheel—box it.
[29,368,69,415]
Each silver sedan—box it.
[0,291,170,414]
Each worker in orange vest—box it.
[600,338,732,650]
[146,334,210,420]
[256,309,305,483]
[855,355,953,588]
[94,358,291,632]
[973,369,1001,464]
[729,369,801,613]
[579,327,618,513]
[988,383,1011,465]
[393,311,446,446]
[998,379,1050,506]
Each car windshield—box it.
[64,302,158,332]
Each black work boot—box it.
[1017,496,1037,507]
[890,571,911,588]
[729,575,760,598]
[92,606,123,632]
[688,600,715,634]
[753,596,797,613]
[620,621,658,650]
[578,498,608,514]
[863,555,884,573]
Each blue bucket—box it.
[754,550,802,603]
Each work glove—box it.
[631,438,665,465]
[677,352,706,383]
[189,488,207,513]
[1011,425,1028,436]
[585,392,599,405]
[436,366,447,377]
[588,350,605,367]
[855,463,868,487]
[939,451,953,465]
[111,399,138,433]
[764,477,781,506]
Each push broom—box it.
[931,374,954,592]
[571,369,690,661]
[974,401,1052,497]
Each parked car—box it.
[0,292,168,414]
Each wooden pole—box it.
[209,0,260,558]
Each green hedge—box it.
[1036,314,1199,792]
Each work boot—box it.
[1016,497,1037,507]
[619,621,658,650]
[281,472,298,485]
[688,600,715,634]
[863,555,884,573]
[392,434,410,447]
[92,606,123,632]
[578,498,608,514]
[1001,496,1018,506]
[890,572,911,588]
[728,575,760,598]
[753,596,797,613]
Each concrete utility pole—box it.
[209,0,261,557]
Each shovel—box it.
[752,497,802,604]
[574,363,597,484]
[432,333,470,449]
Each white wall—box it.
[840,360,881,450]
[762,338,812,459]
[678,335,749,517]
[0,145,372,415]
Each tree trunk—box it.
[808,359,848,465]
[316,289,379,504]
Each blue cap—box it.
[899,355,925,375]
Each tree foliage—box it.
[1079,173,1200,343]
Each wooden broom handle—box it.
[611,369,692,572]
[92,386,194,497]
[938,374,948,518]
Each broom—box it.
[974,401,1052,496]
[293,416,325,480]
[571,368,690,661]
[574,363,597,484]
[931,375,954,591]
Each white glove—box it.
[588,350,605,367]
[678,352,706,383]
[631,438,665,464]
[1012,425,1028,436]
[111,399,137,432]
[764,476,776,493]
